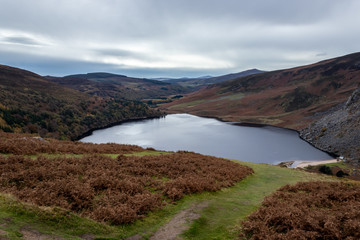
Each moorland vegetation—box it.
[241,181,360,240]
[0,132,253,225]
[0,65,163,140]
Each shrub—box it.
[241,181,360,239]
[335,170,349,178]
[0,150,253,224]
[319,165,333,175]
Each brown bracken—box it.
[241,181,360,240]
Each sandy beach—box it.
[295,159,338,168]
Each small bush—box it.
[319,165,333,175]
[336,170,349,178]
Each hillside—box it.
[47,72,188,100]
[0,65,162,140]
[0,131,342,239]
[164,69,265,90]
[163,52,360,130]
[300,87,360,163]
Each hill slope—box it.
[0,65,162,139]
[47,72,188,100]
[300,87,360,162]
[163,52,360,130]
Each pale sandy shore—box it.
[295,159,338,168]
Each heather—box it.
[0,151,253,224]
[0,132,143,155]
[241,181,360,240]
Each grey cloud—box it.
[0,49,226,78]
[1,36,43,46]
[0,0,359,77]
[95,49,135,57]
[316,52,328,57]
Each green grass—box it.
[322,160,351,169]
[0,194,117,239]
[0,160,340,239]
[181,161,339,240]
[305,160,353,173]
[124,150,172,157]
[168,100,206,109]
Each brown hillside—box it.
[0,65,162,139]
[163,52,360,130]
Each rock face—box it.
[300,88,360,164]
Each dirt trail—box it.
[149,201,209,240]
[20,227,66,240]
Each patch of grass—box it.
[102,153,121,158]
[220,93,245,101]
[324,160,352,169]
[0,193,119,239]
[35,153,84,159]
[305,160,353,174]
[168,100,206,109]
[124,150,172,157]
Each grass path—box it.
[180,161,338,240]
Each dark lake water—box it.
[81,114,333,165]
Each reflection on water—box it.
[81,114,333,164]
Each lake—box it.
[81,113,333,165]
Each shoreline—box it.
[75,114,166,141]
[295,159,338,168]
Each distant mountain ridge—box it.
[163,69,265,90]
[151,75,213,81]
[66,72,127,79]
[46,72,188,100]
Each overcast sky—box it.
[0,0,359,78]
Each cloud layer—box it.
[0,0,359,77]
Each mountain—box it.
[46,72,188,100]
[151,76,213,81]
[163,52,360,130]
[300,87,360,162]
[0,65,162,140]
[163,69,265,90]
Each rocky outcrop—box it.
[300,88,360,164]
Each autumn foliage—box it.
[0,132,143,155]
[0,135,253,224]
[241,181,360,240]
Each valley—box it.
[0,52,360,239]
[2,1,360,239]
